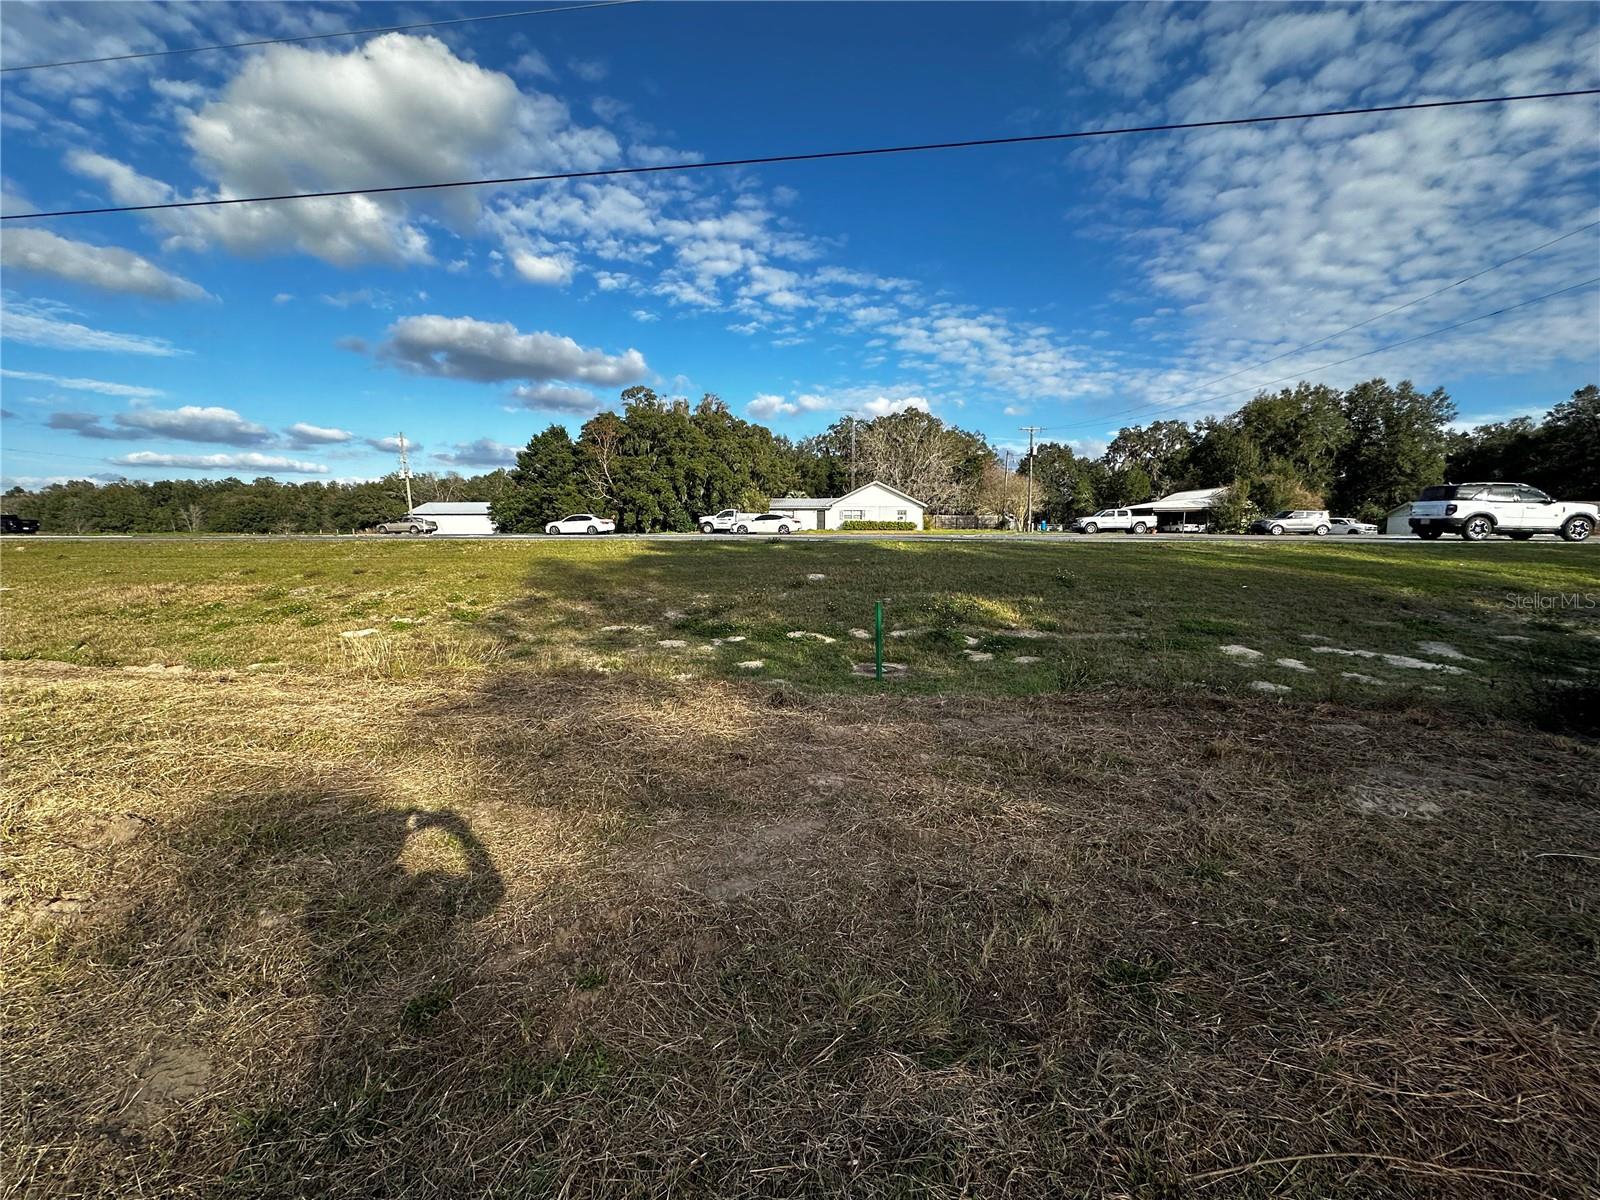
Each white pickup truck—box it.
[1408,482,1595,542]
[697,509,761,534]
[1070,507,1154,535]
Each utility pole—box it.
[397,432,414,515]
[849,416,857,490]
[1003,449,1014,531]
[1019,426,1042,532]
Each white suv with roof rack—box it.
[1408,483,1595,541]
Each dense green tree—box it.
[1021,443,1097,523]
[1207,481,1255,532]
[1187,416,1263,486]
[490,425,591,532]
[1235,383,1348,496]
[1101,463,1153,507]
[1332,378,1455,518]
[1104,419,1196,496]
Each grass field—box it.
[3,538,1598,1198]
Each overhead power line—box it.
[0,0,641,73]
[1050,274,1600,435]
[5,88,1597,222]
[1056,218,1600,433]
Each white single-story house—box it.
[1128,486,1231,531]
[408,501,496,536]
[1383,502,1413,535]
[769,481,927,531]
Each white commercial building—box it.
[768,481,927,531]
[408,501,496,536]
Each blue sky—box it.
[2,0,1597,487]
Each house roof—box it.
[410,502,491,515]
[839,480,926,508]
[771,480,928,510]
[1138,486,1230,512]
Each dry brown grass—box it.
[4,656,1598,1199]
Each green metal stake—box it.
[875,599,884,681]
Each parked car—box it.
[1071,508,1153,535]
[697,509,759,534]
[1328,516,1378,535]
[1408,482,1596,541]
[544,513,616,535]
[1,514,40,535]
[1250,510,1332,536]
[374,516,438,535]
[736,512,799,535]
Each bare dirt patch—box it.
[121,1045,214,1130]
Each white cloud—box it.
[318,288,388,309]
[858,395,930,417]
[66,33,618,266]
[46,411,141,440]
[747,389,932,421]
[110,451,329,474]
[1041,2,1600,402]
[0,368,162,398]
[630,309,659,323]
[118,405,271,445]
[0,299,181,356]
[150,77,205,104]
[1,228,213,301]
[511,49,553,79]
[511,249,575,286]
[568,57,609,82]
[47,404,273,448]
[369,315,647,385]
[508,383,603,414]
[748,393,797,419]
[119,405,265,443]
[434,438,519,467]
[365,435,419,454]
[286,421,354,445]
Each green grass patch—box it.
[1,538,1595,719]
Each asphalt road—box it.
[8,532,1596,547]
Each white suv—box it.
[1408,483,1595,542]
[1249,510,1332,536]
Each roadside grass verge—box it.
[3,538,1595,722]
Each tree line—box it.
[5,380,1594,534]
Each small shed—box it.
[1383,503,1413,535]
[409,501,495,536]
[769,481,926,530]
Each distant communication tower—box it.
[396,432,414,514]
